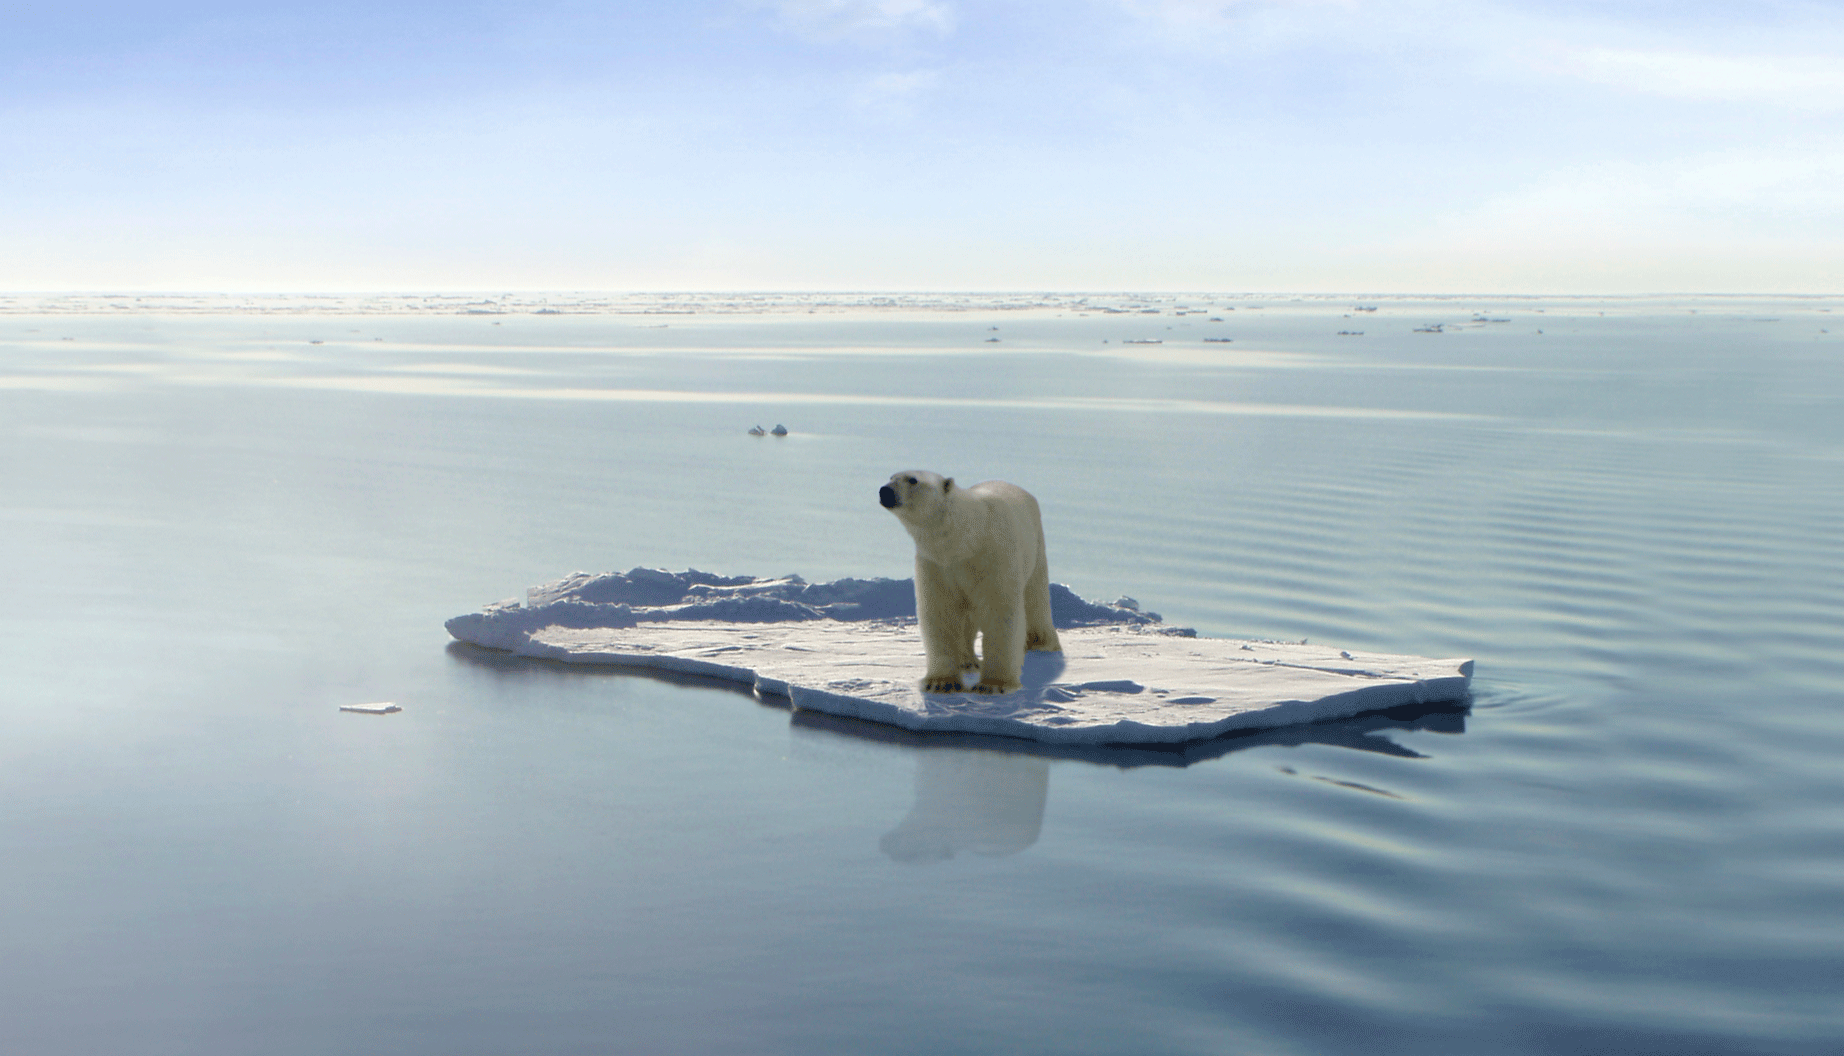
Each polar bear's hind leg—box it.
[1023,547,1061,653]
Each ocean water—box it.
[2,293,1840,1055]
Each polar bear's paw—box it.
[972,679,1022,695]
[920,674,968,694]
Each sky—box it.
[4,0,1842,293]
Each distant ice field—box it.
[2,294,1841,1055]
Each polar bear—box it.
[879,470,1063,694]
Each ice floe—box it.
[445,569,1473,746]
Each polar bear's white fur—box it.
[879,470,1063,694]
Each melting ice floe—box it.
[444,569,1473,746]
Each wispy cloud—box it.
[1115,0,1361,29]
[1554,48,1844,110]
[1420,148,1844,274]
[852,69,941,119]
[1108,0,1844,105]
[759,0,956,42]
[1108,0,1375,48]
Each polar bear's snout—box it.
[879,484,900,509]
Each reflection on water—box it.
[447,642,1469,862]
[880,751,1050,862]
[789,697,1468,769]
[827,700,1468,859]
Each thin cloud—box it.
[1426,149,1844,253]
[1108,0,1375,48]
[852,69,941,119]
[1116,0,1361,27]
[1556,48,1844,110]
[760,0,956,42]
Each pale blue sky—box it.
[5,1,1841,292]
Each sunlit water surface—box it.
[3,295,1841,1054]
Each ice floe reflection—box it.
[445,641,1466,862]
[879,751,1050,863]
[812,702,1467,862]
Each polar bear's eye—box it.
[905,476,917,485]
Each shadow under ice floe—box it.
[445,569,1473,747]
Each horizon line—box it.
[4,289,1839,300]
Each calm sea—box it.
[3,294,1840,1055]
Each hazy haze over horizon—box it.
[6,0,1842,293]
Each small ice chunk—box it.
[341,702,401,714]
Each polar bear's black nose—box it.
[879,484,899,509]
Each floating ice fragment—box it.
[445,570,1473,745]
[340,702,400,714]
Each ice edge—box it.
[445,570,1473,746]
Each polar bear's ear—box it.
[942,477,954,493]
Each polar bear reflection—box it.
[880,750,1050,862]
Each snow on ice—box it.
[445,569,1473,746]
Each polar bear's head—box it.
[879,470,954,521]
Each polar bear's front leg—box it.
[916,560,978,693]
[972,598,1026,695]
